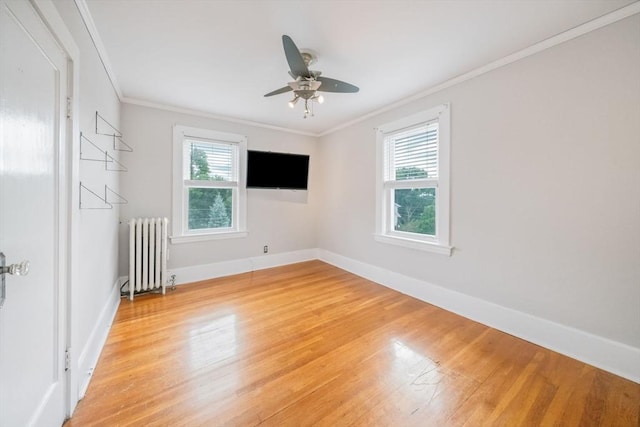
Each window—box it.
[375,104,451,255]
[172,125,247,243]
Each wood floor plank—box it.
[64,261,640,426]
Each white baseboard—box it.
[103,248,640,384]
[317,249,640,384]
[76,278,121,399]
[168,248,319,285]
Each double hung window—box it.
[376,104,451,255]
[172,125,247,243]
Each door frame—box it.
[28,0,80,417]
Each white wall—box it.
[54,0,122,408]
[317,15,640,350]
[119,103,319,276]
[51,1,638,394]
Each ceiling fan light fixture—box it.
[288,96,299,108]
[264,35,359,119]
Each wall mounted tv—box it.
[246,150,310,190]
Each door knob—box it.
[0,253,29,309]
[1,260,30,276]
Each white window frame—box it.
[375,104,452,256]
[171,124,247,244]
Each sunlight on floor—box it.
[189,313,238,370]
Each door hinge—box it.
[65,348,71,371]
[66,97,73,119]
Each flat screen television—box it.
[246,150,310,190]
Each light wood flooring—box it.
[65,260,640,426]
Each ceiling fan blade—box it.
[264,86,293,97]
[317,77,359,93]
[282,35,310,78]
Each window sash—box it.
[387,228,438,242]
[383,123,440,239]
[384,186,438,240]
[383,179,438,190]
[383,121,439,182]
[184,187,237,234]
[375,104,451,255]
[184,139,238,182]
[183,180,238,189]
[172,125,247,242]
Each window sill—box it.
[374,234,452,256]
[170,230,248,244]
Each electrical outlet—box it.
[263,245,268,254]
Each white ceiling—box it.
[83,0,635,135]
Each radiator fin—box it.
[129,217,168,300]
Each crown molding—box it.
[73,0,639,137]
[319,1,640,137]
[74,0,122,99]
[121,97,320,137]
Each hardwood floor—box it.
[65,261,639,426]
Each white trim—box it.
[168,248,318,285]
[72,0,316,137]
[107,248,639,382]
[32,0,79,58]
[73,0,639,137]
[437,105,451,247]
[319,2,640,136]
[28,0,81,418]
[76,278,121,399]
[172,124,247,240]
[66,43,82,419]
[374,234,452,255]
[124,97,319,137]
[317,249,640,384]
[170,231,248,244]
[376,104,450,253]
[73,0,122,99]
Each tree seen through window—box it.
[393,167,436,236]
[188,147,232,229]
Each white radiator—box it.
[128,217,168,300]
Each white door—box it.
[0,0,69,426]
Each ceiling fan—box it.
[264,35,359,118]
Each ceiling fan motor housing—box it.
[288,79,322,99]
[295,89,317,100]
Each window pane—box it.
[187,140,237,181]
[385,123,438,181]
[393,188,436,236]
[188,188,233,230]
